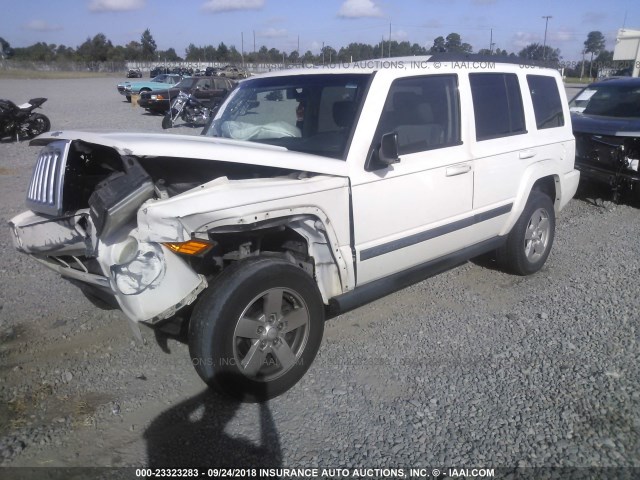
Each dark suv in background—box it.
[569,77,640,203]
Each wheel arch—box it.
[202,210,353,304]
[499,161,560,236]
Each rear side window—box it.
[527,75,564,129]
[470,73,526,141]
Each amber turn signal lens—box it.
[163,240,214,255]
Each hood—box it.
[31,130,349,177]
[571,112,640,137]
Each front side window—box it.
[470,73,526,141]
[203,74,371,159]
[527,75,564,129]
[373,74,461,156]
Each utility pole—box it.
[542,15,552,61]
[389,22,392,57]
[253,30,255,54]
[322,41,325,65]
[489,28,493,54]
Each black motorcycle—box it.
[0,97,51,141]
[161,91,212,130]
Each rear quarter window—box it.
[527,75,564,129]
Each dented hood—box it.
[32,130,350,177]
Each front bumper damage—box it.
[9,209,207,325]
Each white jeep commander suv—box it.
[10,56,579,400]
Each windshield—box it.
[569,82,640,117]
[202,73,371,159]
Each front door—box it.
[350,74,474,285]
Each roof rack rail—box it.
[427,53,556,68]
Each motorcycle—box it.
[0,97,51,141]
[162,91,212,130]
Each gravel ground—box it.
[0,77,639,475]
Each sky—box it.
[1,0,639,62]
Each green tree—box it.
[55,44,75,60]
[125,41,142,60]
[141,28,157,60]
[429,36,446,54]
[288,50,300,63]
[256,45,269,61]
[185,44,203,61]
[518,43,560,63]
[228,45,242,63]
[77,33,113,62]
[0,37,13,59]
[268,47,283,63]
[584,31,605,78]
[321,45,336,64]
[160,48,181,62]
[302,50,315,64]
[217,42,229,61]
[442,33,472,54]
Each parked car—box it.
[10,56,579,401]
[569,77,640,203]
[116,74,183,102]
[205,67,220,77]
[127,68,142,78]
[218,65,249,79]
[138,76,235,113]
[150,65,171,78]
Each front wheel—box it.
[497,190,555,276]
[17,113,51,140]
[161,113,173,129]
[189,257,325,401]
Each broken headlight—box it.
[111,242,166,295]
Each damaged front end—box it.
[574,133,640,202]
[9,138,207,325]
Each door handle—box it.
[519,150,536,159]
[446,164,472,177]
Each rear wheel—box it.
[497,190,555,276]
[17,113,50,140]
[189,257,324,401]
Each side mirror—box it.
[378,132,400,165]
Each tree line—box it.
[0,28,618,77]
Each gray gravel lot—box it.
[0,77,639,474]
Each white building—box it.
[613,28,640,77]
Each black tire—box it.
[497,190,555,276]
[189,257,325,402]
[17,113,51,141]
[125,95,131,103]
[161,113,173,129]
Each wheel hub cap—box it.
[232,288,310,382]
[524,207,550,263]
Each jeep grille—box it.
[26,140,71,216]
